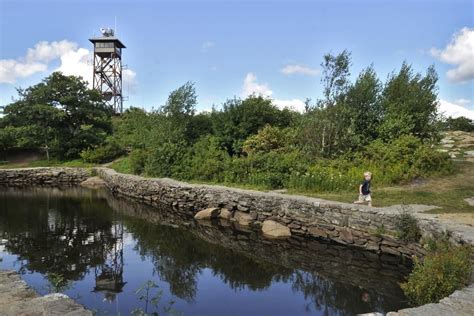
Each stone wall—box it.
[95,167,474,259]
[0,167,90,185]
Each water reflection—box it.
[0,187,410,315]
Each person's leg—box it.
[366,194,372,207]
[354,194,364,204]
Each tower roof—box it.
[89,37,126,48]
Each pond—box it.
[0,186,411,315]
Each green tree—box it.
[443,116,474,132]
[212,96,294,155]
[320,50,351,105]
[1,72,113,159]
[379,63,440,141]
[345,66,383,145]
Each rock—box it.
[80,176,106,189]
[464,197,474,206]
[218,208,232,220]
[340,228,354,243]
[464,150,474,158]
[308,226,328,238]
[0,270,91,315]
[261,220,291,238]
[233,211,254,226]
[194,207,220,220]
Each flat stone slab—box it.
[465,197,474,207]
[386,284,474,316]
[0,270,91,316]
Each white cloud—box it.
[281,64,319,76]
[241,72,306,112]
[431,27,474,82]
[26,40,78,63]
[201,41,215,52]
[0,40,79,84]
[438,99,474,120]
[241,72,273,98]
[56,47,91,84]
[273,98,306,112]
[0,59,47,83]
[454,98,471,107]
[0,40,137,93]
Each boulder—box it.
[219,208,232,220]
[233,211,254,226]
[261,220,291,238]
[194,208,220,220]
[80,177,106,189]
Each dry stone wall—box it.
[95,167,474,259]
[0,167,90,185]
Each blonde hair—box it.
[364,171,372,177]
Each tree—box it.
[300,50,354,157]
[212,96,294,155]
[320,50,351,105]
[1,72,113,159]
[345,66,383,145]
[443,116,474,132]
[379,63,440,141]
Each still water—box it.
[0,187,410,315]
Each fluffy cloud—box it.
[431,27,474,83]
[438,99,474,120]
[241,72,273,98]
[281,64,319,76]
[0,60,47,83]
[241,72,306,112]
[0,40,78,84]
[273,98,306,112]
[0,40,136,92]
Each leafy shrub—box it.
[395,209,421,243]
[80,141,124,163]
[401,245,472,305]
[443,116,474,132]
[129,149,148,175]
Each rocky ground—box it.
[0,270,91,316]
[439,130,474,162]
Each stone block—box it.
[194,207,220,220]
[261,220,291,238]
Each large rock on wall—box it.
[95,167,474,259]
[0,167,90,185]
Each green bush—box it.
[395,209,421,243]
[80,142,124,163]
[129,149,147,175]
[401,245,472,305]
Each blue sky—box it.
[1,0,473,117]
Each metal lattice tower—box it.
[89,28,126,113]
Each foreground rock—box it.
[386,284,474,316]
[262,220,291,238]
[80,176,106,188]
[0,270,91,316]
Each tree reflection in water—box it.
[0,187,410,315]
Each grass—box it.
[108,157,133,174]
[290,161,474,214]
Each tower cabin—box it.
[89,28,126,113]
